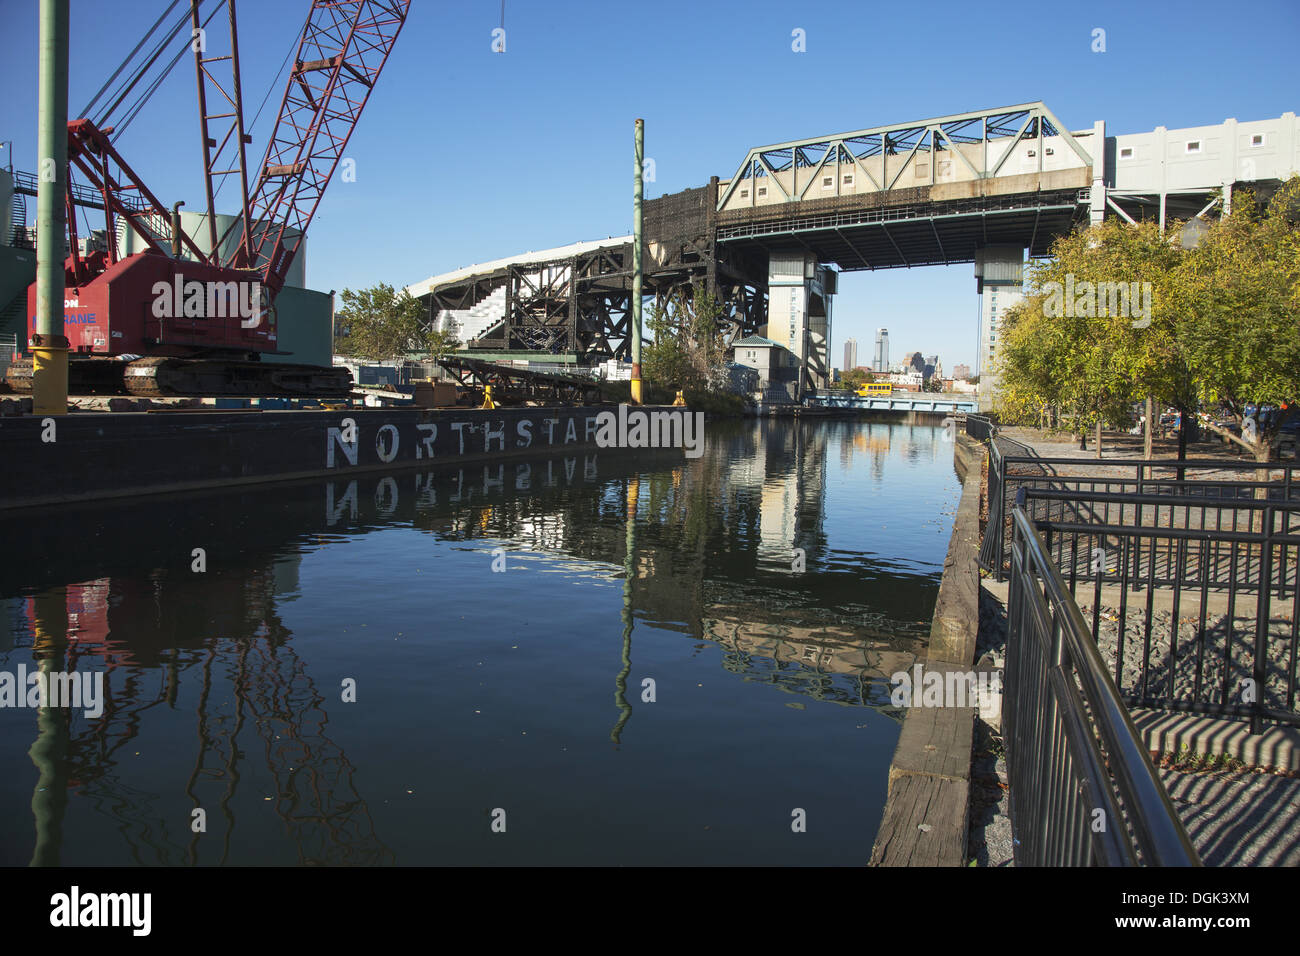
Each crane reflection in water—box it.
[14,565,393,866]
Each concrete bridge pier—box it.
[973,246,1024,412]
[764,249,836,398]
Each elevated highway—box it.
[406,103,1298,394]
[713,102,1094,269]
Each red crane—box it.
[7,0,411,397]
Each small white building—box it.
[732,334,801,401]
[888,370,924,388]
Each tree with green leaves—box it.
[1171,177,1300,462]
[333,283,460,362]
[992,191,1298,458]
[642,282,728,393]
[840,367,870,390]
[996,220,1175,455]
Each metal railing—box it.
[1019,486,1300,732]
[12,167,150,212]
[965,413,997,442]
[1004,505,1202,866]
[980,443,1300,580]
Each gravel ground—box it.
[995,427,1285,478]
[975,429,1300,865]
[1078,603,1297,712]
[968,586,1014,867]
[973,582,1300,865]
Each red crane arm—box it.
[66,119,209,265]
[225,0,411,296]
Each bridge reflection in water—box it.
[0,418,960,865]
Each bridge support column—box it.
[1089,119,1106,227]
[765,250,834,400]
[974,246,1024,413]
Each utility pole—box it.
[32,0,70,415]
[630,118,644,404]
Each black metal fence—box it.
[1004,506,1202,866]
[964,413,997,442]
[980,443,1300,580]
[1019,486,1300,732]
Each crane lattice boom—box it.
[227,0,411,295]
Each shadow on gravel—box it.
[1158,769,1300,866]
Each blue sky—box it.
[1,0,1297,370]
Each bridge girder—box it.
[717,189,1086,270]
[716,102,1093,212]
[712,102,1099,272]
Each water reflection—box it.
[0,417,958,865]
[13,568,392,866]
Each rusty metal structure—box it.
[415,182,769,363]
[412,104,1101,369]
[437,355,602,406]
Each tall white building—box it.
[843,337,858,373]
[873,328,889,372]
[975,247,1024,410]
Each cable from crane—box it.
[81,0,182,120]
[114,1,225,138]
[93,0,199,128]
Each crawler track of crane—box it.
[5,355,352,398]
[121,355,352,398]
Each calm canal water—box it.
[0,417,960,865]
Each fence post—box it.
[1250,505,1274,735]
[996,448,1010,581]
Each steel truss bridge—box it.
[406,101,1297,366]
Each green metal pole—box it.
[33,0,69,415]
[630,118,643,404]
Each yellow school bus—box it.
[856,382,893,397]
